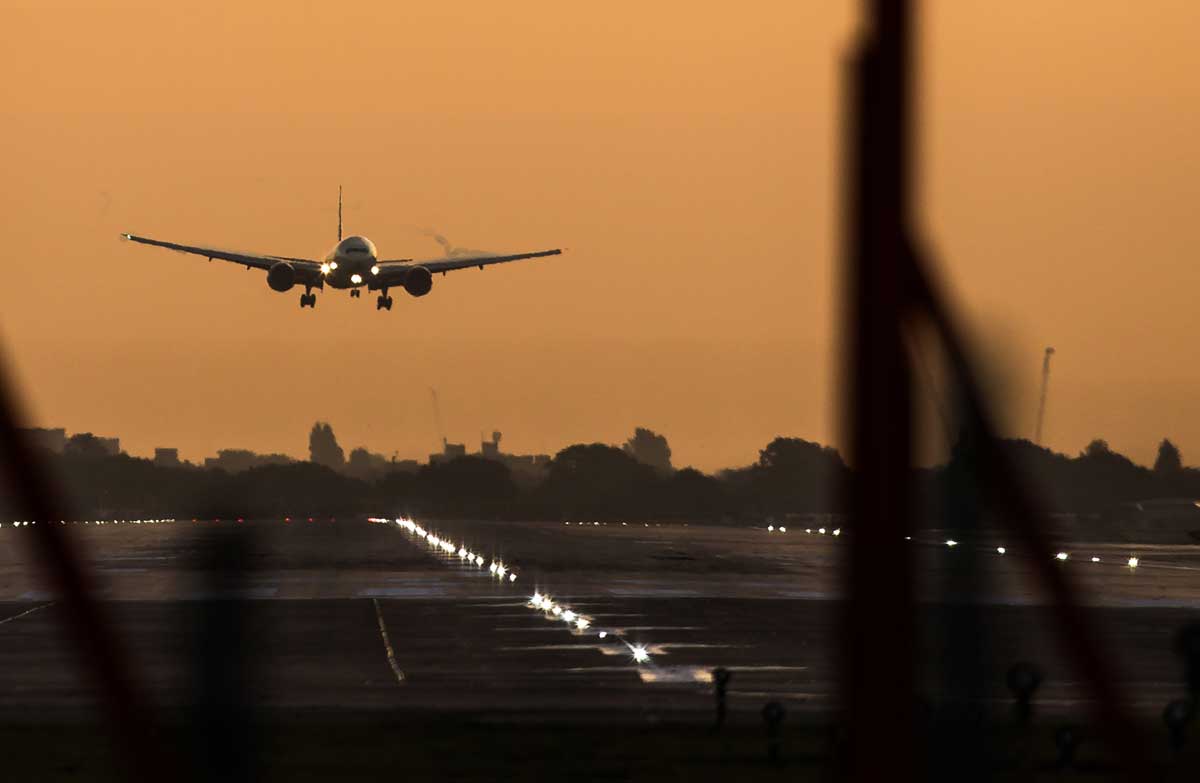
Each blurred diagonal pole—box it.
[0,353,165,781]
[905,243,1152,775]
[840,1,920,779]
[841,0,1150,778]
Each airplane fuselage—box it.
[321,235,378,290]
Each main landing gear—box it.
[299,292,317,308]
[350,289,361,299]
[376,294,394,311]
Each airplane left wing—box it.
[370,248,563,289]
[120,233,323,274]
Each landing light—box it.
[320,263,331,274]
[371,265,380,275]
[330,261,338,270]
[350,273,363,285]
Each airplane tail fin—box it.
[337,186,343,242]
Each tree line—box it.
[4,430,1197,523]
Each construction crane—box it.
[1034,347,1055,445]
[429,387,447,450]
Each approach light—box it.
[1128,556,1139,569]
[997,547,1006,555]
[630,645,650,664]
[767,525,774,532]
[1055,552,1069,561]
[945,539,958,547]
[832,528,841,536]
[598,631,608,639]
[575,618,590,630]
[819,528,826,535]
[509,573,517,582]
[1091,556,1101,563]
[779,526,787,533]
[562,610,577,623]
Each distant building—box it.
[426,432,549,482]
[153,448,180,467]
[204,449,293,473]
[97,437,120,456]
[429,441,468,464]
[476,432,550,482]
[19,427,66,454]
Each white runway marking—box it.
[0,602,54,626]
[372,598,406,685]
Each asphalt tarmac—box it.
[1,516,1199,779]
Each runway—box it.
[0,515,1197,723]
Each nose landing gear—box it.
[350,289,361,299]
[376,294,394,311]
[299,292,317,308]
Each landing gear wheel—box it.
[385,296,393,310]
[299,293,316,308]
[350,289,361,299]
[377,295,394,311]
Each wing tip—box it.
[119,232,133,241]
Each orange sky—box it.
[2,1,1198,471]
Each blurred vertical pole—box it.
[841,1,920,780]
[0,357,165,781]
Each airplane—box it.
[120,188,563,310]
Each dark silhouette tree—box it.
[308,422,345,469]
[1154,439,1183,474]
[622,427,673,474]
[542,443,659,518]
[346,447,390,480]
[64,432,109,458]
[750,437,847,512]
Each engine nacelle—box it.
[267,261,296,292]
[404,266,433,297]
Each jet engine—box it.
[267,261,295,292]
[404,266,433,297]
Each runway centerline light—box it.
[945,539,958,547]
[1056,552,1069,561]
[1128,556,1139,569]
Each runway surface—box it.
[1,515,1198,723]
